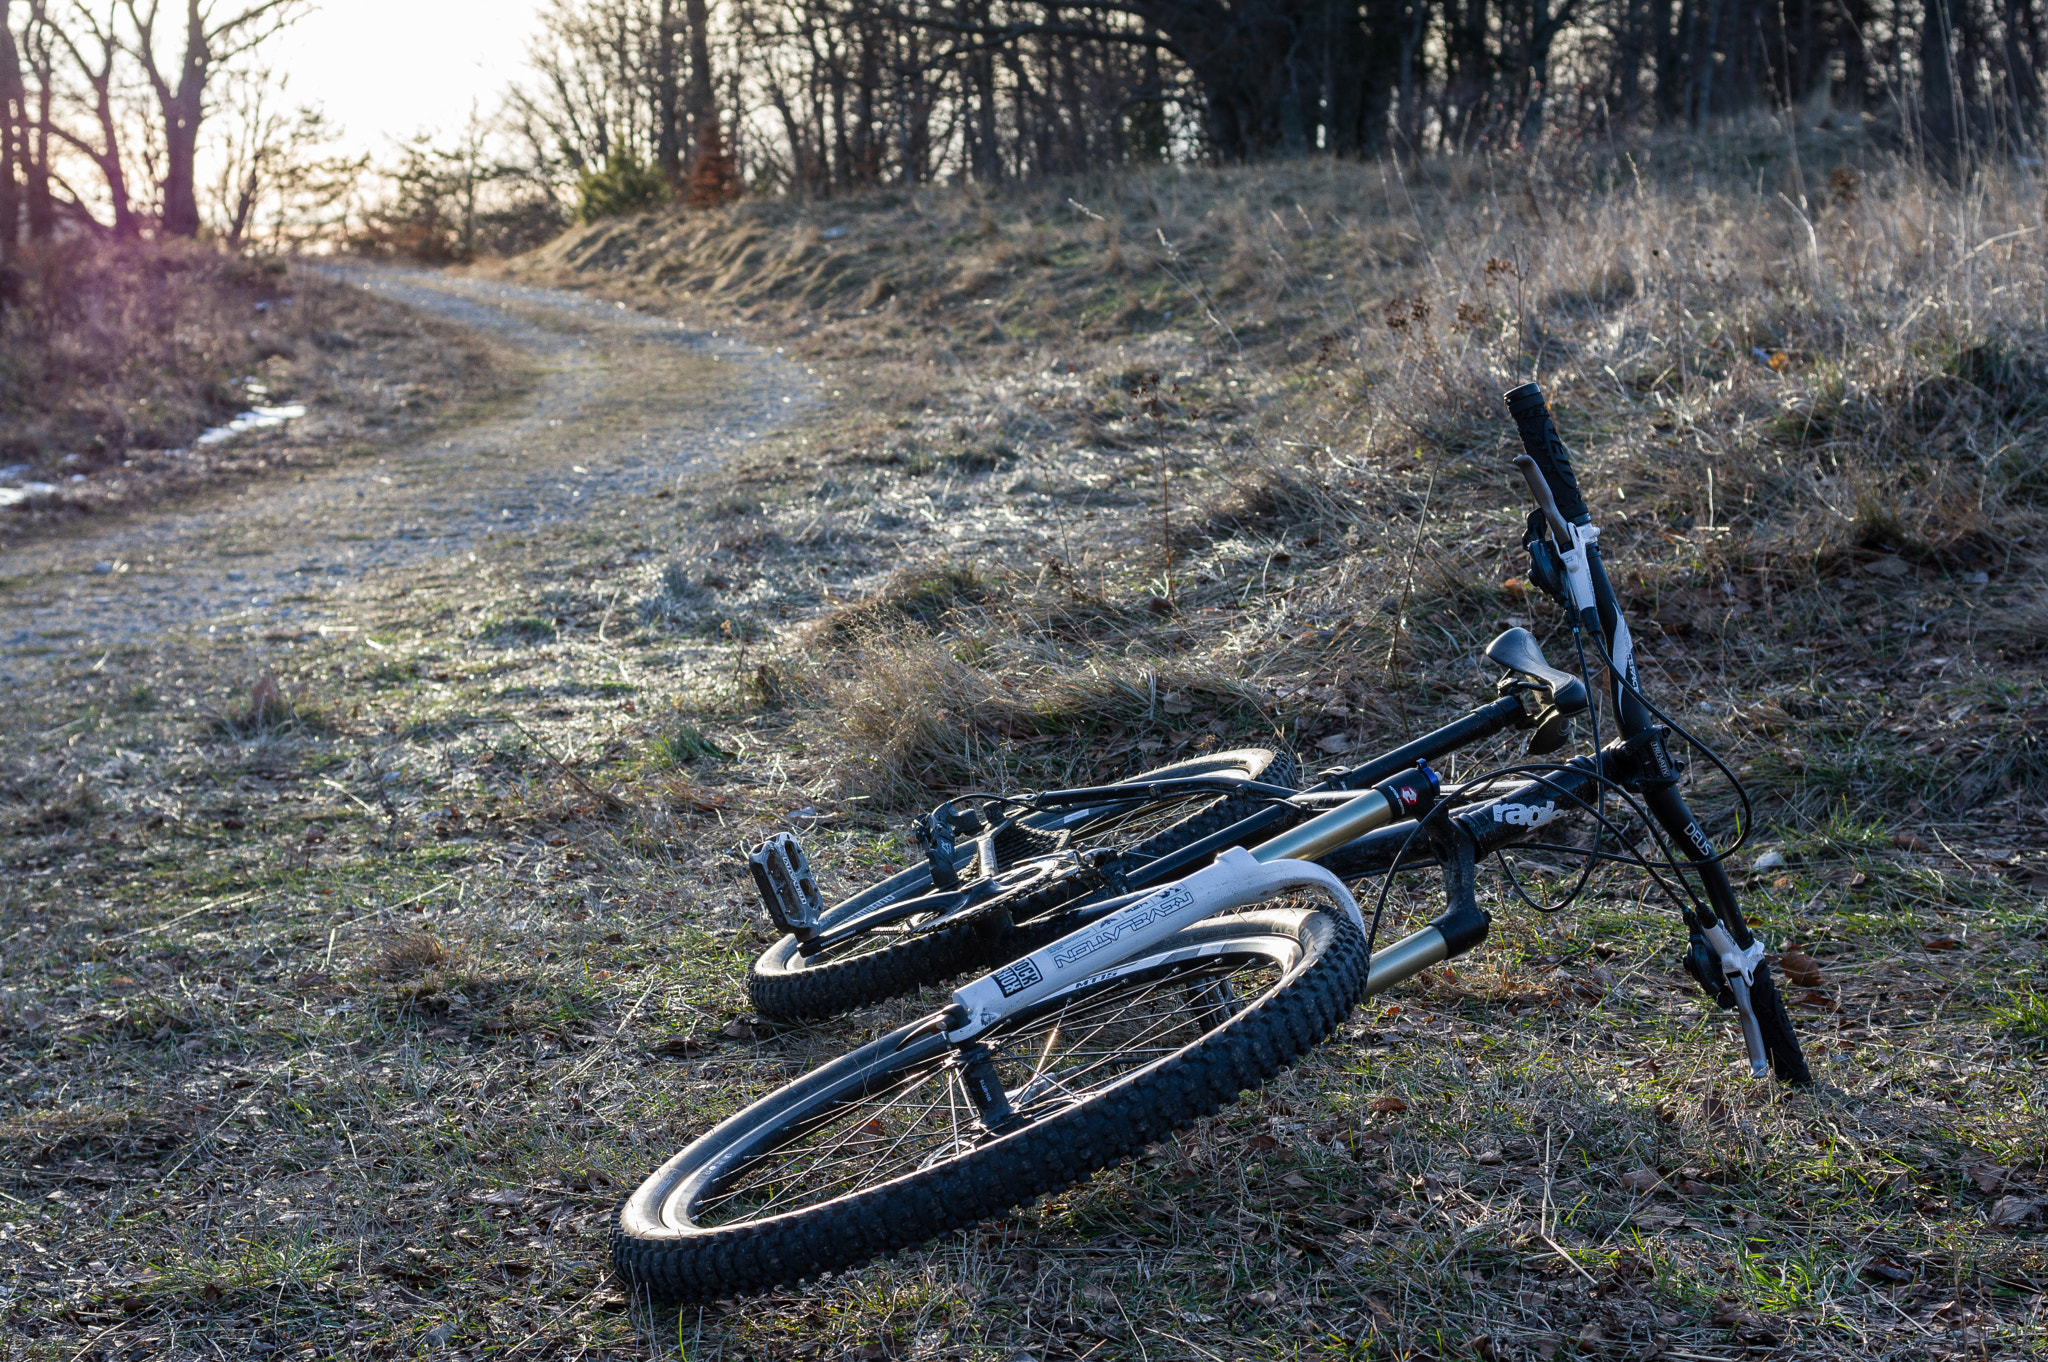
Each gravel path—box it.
[0,267,816,681]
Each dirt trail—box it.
[0,267,816,681]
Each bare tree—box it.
[119,0,304,237]
[48,2,138,235]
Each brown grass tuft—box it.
[369,929,450,981]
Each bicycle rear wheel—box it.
[746,747,1297,1019]
[618,900,1364,1302]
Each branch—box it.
[875,10,1184,59]
[202,0,301,46]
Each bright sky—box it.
[263,1,550,153]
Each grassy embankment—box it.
[0,241,512,542]
[3,128,2045,1360]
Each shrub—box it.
[576,153,670,223]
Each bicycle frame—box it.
[784,632,1581,956]
[941,382,1797,1081]
[942,758,1456,1041]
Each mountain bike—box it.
[746,627,1587,1019]
[614,382,1809,1302]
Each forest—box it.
[1,0,2043,259]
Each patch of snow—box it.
[0,482,60,509]
[195,404,308,445]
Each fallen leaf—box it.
[1699,1093,1733,1126]
[1368,1096,1408,1114]
[1475,1146,1504,1166]
[652,1036,708,1057]
[1967,1162,2009,1194]
[1281,1172,1312,1190]
[474,1187,528,1207]
[1990,1196,2039,1227]
[1247,1133,1280,1152]
[1922,936,1961,951]
[1244,1289,1280,1308]
[718,1018,758,1041]
[1707,1297,1780,1343]
[1893,832,1932,852]
[1315,733,1355,754]
[666,779,731,813]
[1620,1168,1665,1194]
[1533,1333,1562,1361]
[1793,989,1839,1011]
[1861,1256,1915,1284]
[1778,950,1823,987]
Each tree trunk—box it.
[160,1,207,237]
[1920,0,1961,163]
[2006,0,2046,136]
[25,10,52,241]
[1443,0,1491,146]
[0,0,20,262]
[684,0,715,142]
[1838,0,1871,108]
[655,0,684,182]
[1358,0,1404,155]
[1655,0,1685,124]
[1690,0,1724,129]
[1518,0,1578,144]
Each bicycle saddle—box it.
[1485,627,1588,714]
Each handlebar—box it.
[1504,383,1589,527]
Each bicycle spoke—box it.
[695,939,1294,1229]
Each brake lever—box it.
[1700,922,1771,1078]
[1515,454,1575,544]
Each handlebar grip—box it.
[1503,382,1590,526]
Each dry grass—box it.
[3,129,2045,1361]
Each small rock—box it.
[1751,850,1785,872]
[91,561,114,575]
[421,1321,456,1347]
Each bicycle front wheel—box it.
[746,747,1298,1019]
[617,899,1364,1302]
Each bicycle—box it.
[614,382,1809,1302]
[745,628,1587,1019]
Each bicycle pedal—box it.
[749,832,824,937]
